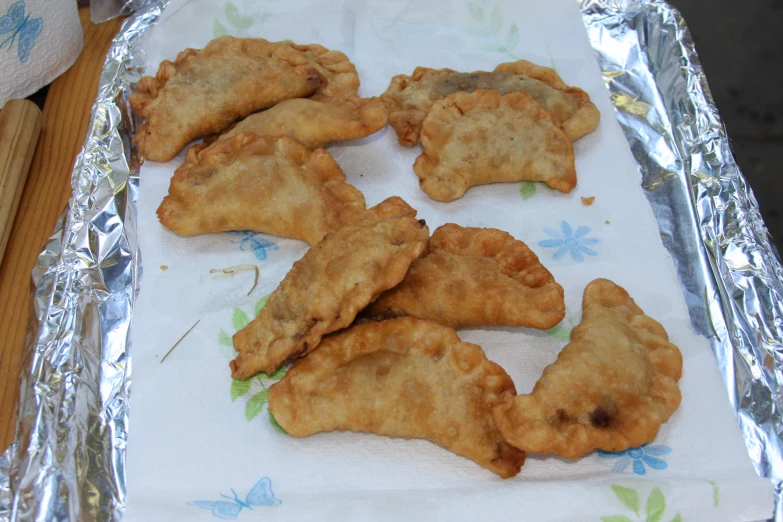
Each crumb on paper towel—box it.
[605,220,611,224]
[160,265,168,271]
[581,196,595,206]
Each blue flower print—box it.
[229,231,278,261]
[598,444,672,475]
[538,221,599,262]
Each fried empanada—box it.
[493,60,600,144]
[364,224,564,329]
[156,133,365,245]
[293,43,360,101]
[381,61,599,146]
[268,317,525,478]
[414,90,576,201]
[231,197,429,378]
[131,37,321,162]
[493,279,683,459]
[209,97,387,150]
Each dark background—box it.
[673,0,783,241]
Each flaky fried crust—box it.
[364,224,565,329]
[292,43,360,101]
[414,90,576,201]
[210,97,387,150]
[380,61,599,147]
[156,133,365,245]
[230,197,429,378]
[129,37,321,162]
[268,317,525,478]
[493,60,600,142]
[493,279,683,459]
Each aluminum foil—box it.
[580,2,783,519]
[1,0,781,520]
[0,4,164,520]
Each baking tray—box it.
[1,0,781,520]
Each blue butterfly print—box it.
[188,477,282,520]
[0,1,43,63]
[229,231,279,261]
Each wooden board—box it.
[0,100,42,266]
[0,8,123,452]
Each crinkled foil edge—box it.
[581,0,783,518]
[1,0,781,520]
[0,3,166,521]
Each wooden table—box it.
[0,9,123,453]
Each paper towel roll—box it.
[0,0,83,107]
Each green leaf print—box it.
[467,1,484,23]
[707,480,720,507]
[645,488,665,522]
[478,43,506,53]
[489,6,502,34]
[230,378,252,402]
[505,24,519,50]
[546,323,571,341]
[463,2,525,59]
[269,411,288,434]
[463,26,494,37]
[611,485,640,516]
[218,329,233,347]
[600,517,633,522]
[245,389,269,421]
[232,307,250,331]
[520,182,536,200]
[255,295,269,317]
[213,18,229,38]
[669,515,682,522]
[225,2,242,27]
[263,365,288,381]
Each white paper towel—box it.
[0,0,83,107]
[124,0,775,520]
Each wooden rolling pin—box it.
[0,99,42,267]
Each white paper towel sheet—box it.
[124,0,774,520]
[0,0,82,107]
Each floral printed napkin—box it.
[124,0,773,520]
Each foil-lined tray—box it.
[1,0,781,520]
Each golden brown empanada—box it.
[364,224,565,329]
[268,317,525,478]
[231,197,429,378]
[293,43,360,101]
[493,278,683,459]
[381,60,599,147]
[157,133,365,245]
[209,97,387,150]
[414,90,576,201]
[130,37,320,162]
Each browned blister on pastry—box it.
[364,224,564,329]
[130,37,321,162]
[381,60,599,146]
[414,90,576,201]
[210,97,387,150]
[230,197,429,378]
[268,317,525,478]
[156,133,365,245]
[292,43,360,101]
[493,278,683,459]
